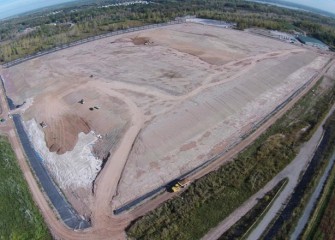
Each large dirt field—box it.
[2,23,330,214]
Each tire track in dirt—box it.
[88,81,145,229]
[106,49,306,103]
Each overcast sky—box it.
[286,0,335,13]
[0,0,335,20]
[0,0,74,19]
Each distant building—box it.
[297,35,329,50]
[270,30,296,43]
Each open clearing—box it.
[1,23,330,216]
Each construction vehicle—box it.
[171,178,190,192]
[40,121,47,128]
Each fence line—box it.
[3,19,186,68]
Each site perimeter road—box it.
[0,58,333,240]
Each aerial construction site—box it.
[0,22,332,239]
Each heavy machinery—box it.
[40,121,47,128]
[171,178,190,192]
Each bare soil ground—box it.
[1,23,330,217]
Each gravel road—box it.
[247,105,335,240]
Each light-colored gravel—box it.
[24,119,101,189]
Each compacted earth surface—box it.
[2,23,330,216]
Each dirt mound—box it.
[131,36,152,45]
[45,114,91,154]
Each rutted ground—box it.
[2,23,330,216]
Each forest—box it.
[0,0,335,63]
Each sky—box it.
[286,0,335,13]
[0,0,335,20]
[0,0,74,19]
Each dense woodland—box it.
[0,0,335,63]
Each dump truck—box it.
[171,178,190,192]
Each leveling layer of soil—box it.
[2,23,330,214]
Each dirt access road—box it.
[0,34,333,240]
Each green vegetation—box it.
[126,78,335,239]
[0,136,51,240]
[291,113,335,240]
[303,166,335,240]
[219,178,288,240]
[1,0,335,63]
[303,160,335,240]
[261,104,335,239]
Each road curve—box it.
[89,81,145,228]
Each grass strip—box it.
[260,107,335,239]
[302,158,335,240]
[218,178,288,240]
[0,136,51,240]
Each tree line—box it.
[1,0,335,63]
